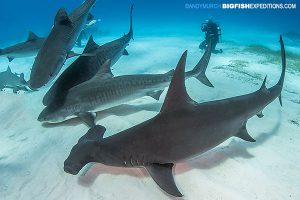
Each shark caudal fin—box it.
[277,35,286,106]
[127,5,134,40]
[187,39,214,87]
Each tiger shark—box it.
[0,32,45,62]
[42,5,134,106]
[64,36,286,197]
[38,41,213,127]
[0,67,29,93]
[29,0,97,89]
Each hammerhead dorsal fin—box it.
[94,60,113,79]
[146,163,183,197]
[78,125,106,143]
[160,50,195,113]
[55,8,72,26]
[27,31,39,42]
[83,36,99,53]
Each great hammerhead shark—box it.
[64,36,286,197]
[29,0,97,89]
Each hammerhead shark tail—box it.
[128,5,134,40]
[277,35,286,106]
[187,39,214,87]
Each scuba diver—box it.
[199,19,222,54]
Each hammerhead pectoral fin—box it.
[146,163,183,197]
[235,123,256,142]
[147,90,164,101]
[77,112,96,128]
[123,49,129,56]
[256,111,264,118]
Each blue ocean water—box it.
[0,1,299,200]
[0,0,299,44]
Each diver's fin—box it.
[7,57,14,62]
[146,163,182,197]
[83,36,99,53]
[160,51,196,113]
[147,90,164,101]
[55,8,72,26]
[27,31,39,42]
[77,112,96,128]
[256,111,264,118]
[235,123,256,142]
[123,49,129,56]
[78,125,106,143]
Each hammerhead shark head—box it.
[42,5,134,106]
[0,67,30,93]
[0,32,45,62]
[38,41,213,127]
[29,0,97,89]
[64,36,286,197]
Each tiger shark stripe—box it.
[29,0,97,89]
[64,36,286,197]
[38,40,213,126]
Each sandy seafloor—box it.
[0,35,300,200]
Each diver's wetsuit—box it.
[199,20,222,53]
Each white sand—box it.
[0,36,299,200]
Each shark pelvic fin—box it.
[235,123,256,142]
[123,49,129,56]
[77,112,96,128]
[79,125,106,143]
[160,51,196,113]
[146,163,183,197]
[55,8,72,26]
[83,36,99,53]
[27,31,39,42]
[147,90,164,101]
[7,57,14,62]
[256,111,264,118]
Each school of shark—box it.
[0,0,288,198]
